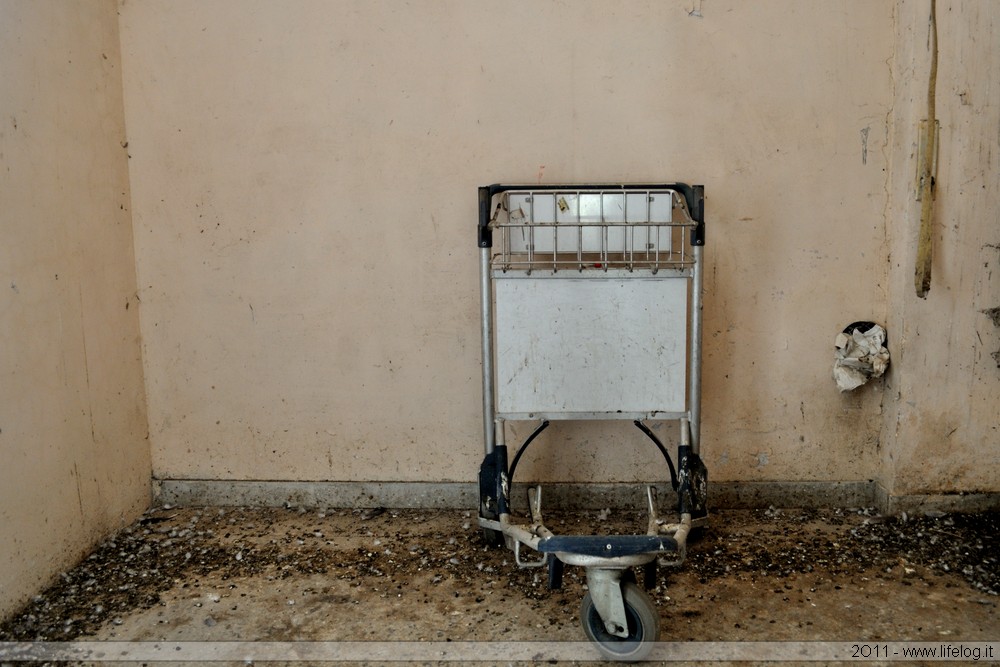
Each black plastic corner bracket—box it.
[676,445,708,518]
[477,186,493,248]
[478,445,510,517]
[690,184,706,246]
[668,182,705,246]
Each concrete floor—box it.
[1,505,997,665]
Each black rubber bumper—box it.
[536,534,678,558]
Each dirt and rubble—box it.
[1,504,997,661]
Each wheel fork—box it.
[585,568,630,638]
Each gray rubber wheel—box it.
[580,581,660,662]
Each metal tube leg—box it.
[688,244,704,454]
[480,246,496,454]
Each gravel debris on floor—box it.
[685,507,999,595]
[1,505,997,643]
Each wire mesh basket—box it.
[490,189,698,273]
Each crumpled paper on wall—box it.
[833,323,890,392]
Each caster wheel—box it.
[580,581,660,661]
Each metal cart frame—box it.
[476,183,708,661]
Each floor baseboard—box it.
[154,479,1000,515]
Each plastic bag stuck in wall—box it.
[833,323,890,392]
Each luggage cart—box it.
[476,183,709,661]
